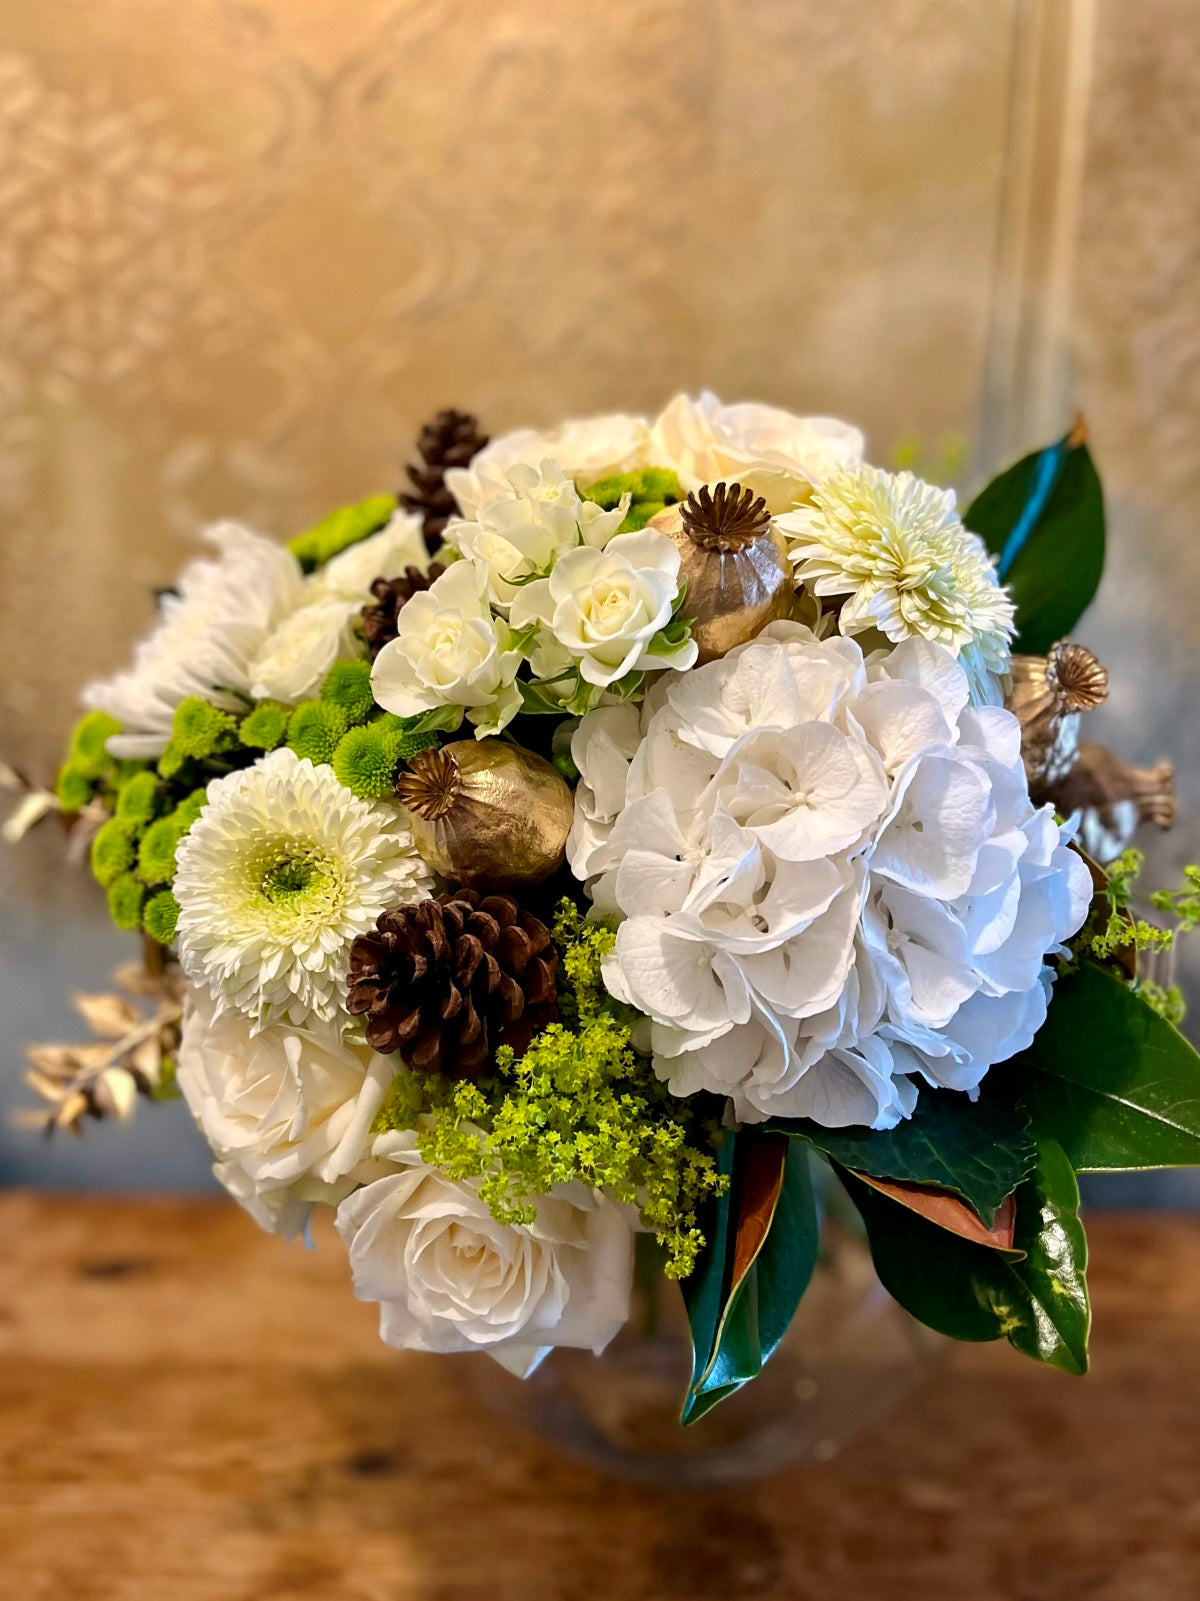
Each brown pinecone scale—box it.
[346,889,558,1077]
[360,563,445,658]
[400,407,489,553]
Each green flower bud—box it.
[115,771,160,827]
[91,819,138,888]
[240,700,291,751]
[138,817,185,886]
[288,493,396,573]
[171,697,238,760]
[320,659,375,725]
[580,467,682,533]
[143,890,181,946]
[331,724,400,800]
[56,763,94,814]
[393,729,443,763]
[69,712,121,779]
[170,789,209,833]
[287,701,348,766]
[107,873,145,932]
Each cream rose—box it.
[509,529,697,690]
[313,509,430,600]
[335,1131,636,1376]
[248,597,360,704]
[650,391,864,513]
[370,559,522,736]
[177,987,395,1226]
[446,413,650,519]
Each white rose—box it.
[370,559,522,737]
[178,987,395,1229]
[446,413,650,519]
[248,597,360,704]
[449,461,629,612]
[509,529,697,690]
[313,509,430,600]
[650,391,864,513]
[335,1130,635,1376]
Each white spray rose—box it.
[313,509,430,600]
[446,413,650,519]
[650,392,864,514]
[448,461,629,612]
[335,1130,636,1377]
[370,559,523,737]
[509,528,697,691]
[178,987,395,1230]
[248,596,360,704]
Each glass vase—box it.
[462,1222,944,1487]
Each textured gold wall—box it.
[0,0,1015,775]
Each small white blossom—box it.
[174,748,431,1031]
[447,413,650,519]
[509,528,697,693]
[336,1130,636,1377]
[248,597,360,704]
[313,509,430,600]
[777,464,1016,705]
[371,559,523,737]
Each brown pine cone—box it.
[360,563,446,658]
[346,889,558,1077]
[399,408,489,553]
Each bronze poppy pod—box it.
[647,483,793,664]
[1008,640,1109,787]
[396,738,574,891]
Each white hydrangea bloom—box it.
[509,528,697,692]
[336,1130,636,1377]
[370,559,523,737]
[84,522,305,757]
[447,461,629,612]
[650,392,864,513]
[178,985,394,1232]
[446,412,650,519]
[777,464,1016,705]
[174,748,432,1031]
[580,624,1090,1129]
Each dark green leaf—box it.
[965,428,1105,653]
[681,1135,819,1424]
[1008,961,1200,1171]
[841,1136,1090,1373]
[771,1092,1035,1225]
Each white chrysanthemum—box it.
[777,465,1016,705]
[578,624,1090,1129]
[174,748,432,1030]
[84,522,305,757]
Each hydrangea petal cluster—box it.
[572,623,1090,1128]
[777,464,1016,705]
[84,523,304,757]
[174,747,432,1030]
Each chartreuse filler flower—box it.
[9,393,1198,1424]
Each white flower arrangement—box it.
[17,394,1197,1421]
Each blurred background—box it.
[1,0,1196,1192]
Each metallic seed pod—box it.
[1042,744,1175,864]
[1008,640,1109,786]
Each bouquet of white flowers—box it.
[13,394,1199,1422]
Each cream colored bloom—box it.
[448,461,628,611]
[650,392,864,513]
[174,748,431,1030]
[370,559,523,736]
[336,1130,636,1376]
[509,529,697,690]
[313,509,430,600]
[446,413,650,519]
[248,596,360,704]
[777,465,1016,704]
[84,522,305,758]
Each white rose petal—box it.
[446,414,650,520]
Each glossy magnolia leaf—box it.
[964,425,1105,654]
[848,1172,1019,1253]
[1016,961,1200,1171]
[841,1137,1090,1373]
[774,1092,1035,1225]
[681,1134,819,1425]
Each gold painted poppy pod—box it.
[396,739,574,891]
[647,482,793,664]
[1008,640,1109,786]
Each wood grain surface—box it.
[2,1193,1199,1601]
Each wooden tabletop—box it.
[2,1194,1199,1601]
